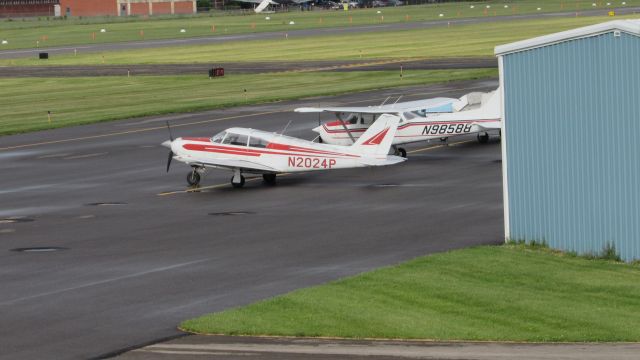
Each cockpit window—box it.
[222,133,248,146]
[249,135,269,148]
[404,111,422,121]
[211,131,227,144]
[361,114,377,125]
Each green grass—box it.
[181,244,640,342]
[0,1,635,51]
[0,68,495,135]
[5,13,639,66]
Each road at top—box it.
[1,6,638,60]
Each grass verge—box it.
[6,14,639,66]
[0,68,495,136]
[181,244,640,342]
[0,1,630,51]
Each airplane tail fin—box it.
[350,113,400,157]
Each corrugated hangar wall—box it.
[500,28,640,261]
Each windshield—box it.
[211,131,227,143]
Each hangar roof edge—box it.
[494,20,640,56]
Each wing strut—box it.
[336,112,356,144]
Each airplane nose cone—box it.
[170,138,183,154]
[312,126,322,133]
[161,140,172,148]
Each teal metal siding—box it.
[503,32,640,261]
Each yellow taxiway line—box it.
[157,178,261,196]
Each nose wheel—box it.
[186,169,201,186]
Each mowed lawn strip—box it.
[181,245,640,342]
[6,14,639,66]
[0,69,495,136]
[0,0,623,51]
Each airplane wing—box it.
[176,156,278,173]
[295,97,457,115]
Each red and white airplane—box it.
[296,89,501,158]
[162,114,405,188]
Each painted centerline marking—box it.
[37,153,73,159]
[64,152,108,160]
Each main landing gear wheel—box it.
[231,175,245,188]
[397,147,407,158]
[262,174,277,185]
[477,132,490,144]
[187,170,201,186]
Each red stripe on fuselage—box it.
[182,143,358,159]
[322,119,500,133]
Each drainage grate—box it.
[0,217,34,224]
[209,211,255,216]
[85,202,127,206]
[11,247,68,253]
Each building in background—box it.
[496,20,640,261]
[0,0,58,17]
[59,0,196,16]
[0,0,196,17]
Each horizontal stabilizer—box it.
[360,155,407,166]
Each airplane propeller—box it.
[165,121,174,173]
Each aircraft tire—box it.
[231,175,245,188]
[477,132,490,144]
[398,148,407,158]
[262,173,276,185]
[187,171,201,186]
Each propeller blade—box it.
[166,121,174,142]
[166,151,174,173]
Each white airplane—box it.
[162,114,405,188]
[296,89,501,158]
[237,0,311,13]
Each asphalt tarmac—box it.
[0,79,502,360]
[0,57,497,77]
[1,6,638,60]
